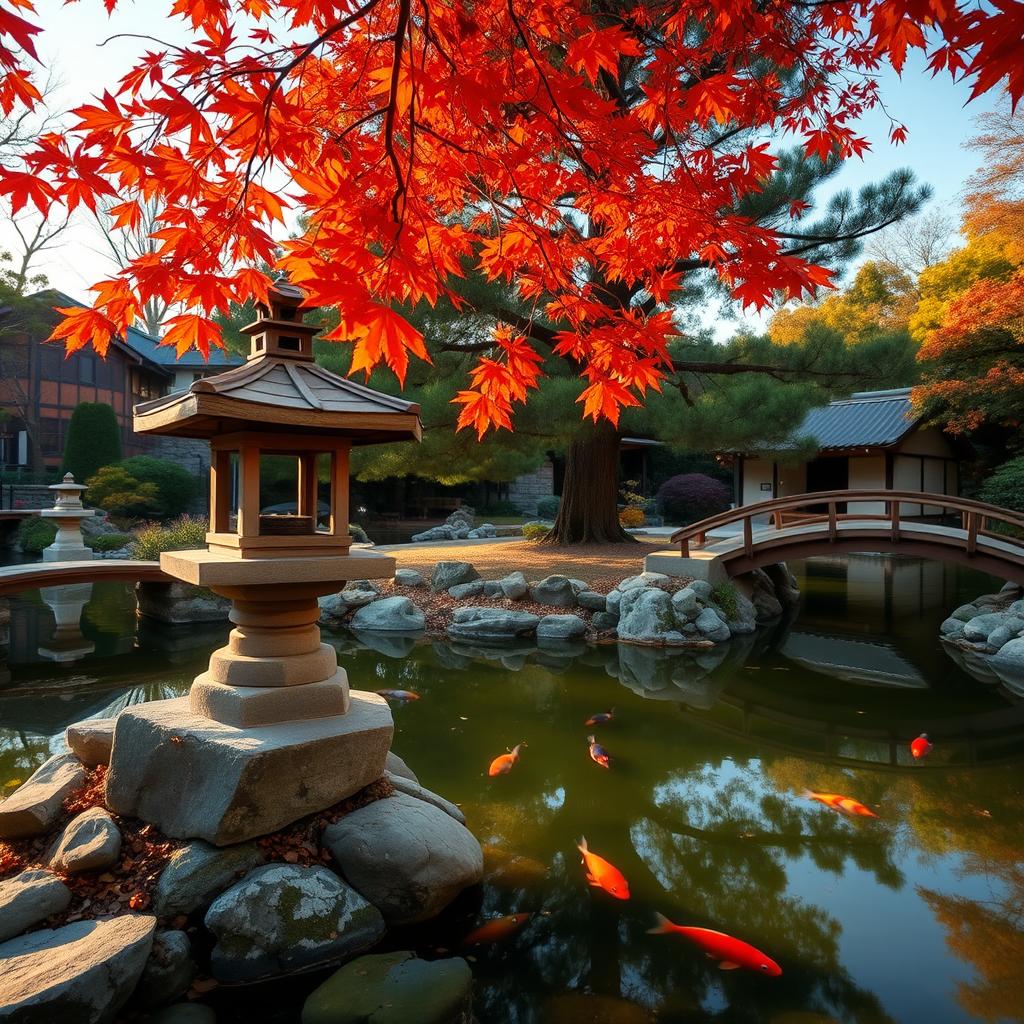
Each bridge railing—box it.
[669,490,1024,560]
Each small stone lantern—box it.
[107,283,424,845]
[41,473,95,562]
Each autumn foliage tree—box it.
[0,0,1021,541]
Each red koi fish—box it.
[806,790,878,819]
[488,743,526,777]
[577,836,629,899]
[461,913,531,946]
[377,689,420,702]
[910,733,933,759]
[587,734,611,769]
[648,913,782,975]
[585,708,615,726]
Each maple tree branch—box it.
[384,0,413,227]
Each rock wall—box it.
[939,581,1024,692]
[147,436,211,514]
[506,462,554,515]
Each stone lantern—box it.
[105,283,423,845]
[41,473,95,562]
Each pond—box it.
[1,554,1022,1023]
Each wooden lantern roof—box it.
[133,284,422,444]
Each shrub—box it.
[619,506,645,528]
[16,516,57,553]
[85,466,161,518]
[711,582,739,620]
[131,515,209,561]
[349,523,369,543]
[87,533,132,552]
[535,495,560,519]
[979,456,1024,514]
[522,522,550,540]
[657,473,732,525]
[119,456,199,517]
[62,402,122,484]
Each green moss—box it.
[711,582,739,619]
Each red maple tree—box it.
[1,0,1022,539]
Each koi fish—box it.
[806,790,878,819]
[376,689,420,702]
[488,743,526,776]
[577,836,629,899]
[910,733,933,759]
[587,734,611,769]
[585,708,615,726]
[461,913,531,946]
[648,913,782,975]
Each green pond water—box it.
[1,554,1023,1023]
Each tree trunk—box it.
[546,419,634,544]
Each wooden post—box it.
[679,537,689,557]
[239,444,261,538]
[889,499,899,544]
[330,444,350,539]
[297,453,317,521]
[827,502,837,542]
[743,516,753,558]
[966,511,978,555]
[210,448,232,534]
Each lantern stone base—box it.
[189,669,351,728]
[105,691,393,846]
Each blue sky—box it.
[2,4,1001,328]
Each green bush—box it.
[711,582,739,620]
[349,523,369,543]
[522,522,550,541]
[62,402,122,484]
[16,516,57,553]
[979,456,1024,515]
[131,515,209,561]
[535,495,560,520]
[119,456,199,517]
[85,466,160,518]
[87,533,132,552]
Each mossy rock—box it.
[301,951,472,1024]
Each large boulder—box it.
[0,870,72,943]
[323,792,483,925]
[618,572,671,592]
[135,930,195,1008]
[431,561,480,592]
[205,864,385,982]
[0,915,155,1024]
[447,607,539,644]
[153,839,264,917]
[962,612,1013,643]
[350,597,425,633]
[65,718,116,768]
[448,580,485,600]
[991,637,1024,690]
[48,807,122,874]
[136,581,230,625]
[499,571,529,600]
[394,569,425,588]
[385,773,466,825]
[528,575,575,607]
[384,751,418,783]
[536,614,588,640]
[576,591,607,612]
[616,588,686,645]
[694,607,731,643]
[987,619,1024,651]
[302,951,473,1024]
[0,753,87,840]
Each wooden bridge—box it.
[645,490,1024,585]
[0,559,169,595]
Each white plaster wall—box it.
[848,456,886,514]
[894,455,924,515]
[776,462,806,497]
[741,458,775,505]
[900,426,954,458]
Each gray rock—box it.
[576,591,607,612]
[592,611,619,631]
[65,718,116,768]
[499,571,528,600]
[987,618,1024,651]
[411,526,454,542]
[750,585,783,622]
[319,588,379,623]
[48,807,121,874]
[963,612,1011,642]
[350,597,425,633]
[150,1006,217,1024]
[302,951,473,1024]
[136,930,195,1008]
[153,840,264,918]
[940,616,966,638]
[482,581,503,598]
[448,580,485,600]
[536,614,588,640]
[606,590,622,615]
[385,772,466,824]
[385,751,419,784]
[568,578,590,595]
[447,607,539,644]
[672,587,700,618]
[618,572,671,592]
[323,792,483,925]
[0,870,72,943]
[617,588,685,645]
[0,753,86,839]
[991,636,1024,688]
[722,590,757,636]
[431,561,480,592]
[688,579,714,601]
[694,607,731,643]
[205,864,385,982]
[394,569,425,588]
[0,915,155,1024]
[1008,599,1024,617]
[528,575,576,607]
[951,602,982,621]
[136,582,231,625]
[348,580,381,594]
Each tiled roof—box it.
[792,388,917,451]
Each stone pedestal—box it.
[37,583,95,664]
[41,474,95,563]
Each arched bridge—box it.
[645,490,1024,585]
[0,559,170,595]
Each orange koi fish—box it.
[806,790,878,819]
[577,836,629,899]
[585,708,615,726]
[910,733,933,759]
[648,913,782,975]
[488,743,526,777]
[587,735,611,769]
[377,689,420,702]
[461,913,531,946]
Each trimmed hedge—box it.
[656,473,731,525]
[979,456,1024,515]
[16,517,57,553]
[86,465,161,518]
[88,533,132,552]
[119,456,199,517]
[61,403,122,485]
